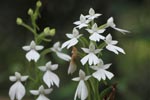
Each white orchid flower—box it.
[22,40,44,62]
[72,70,91,100]
[86,23,105,42]
[106,17,130,34]
[90,59,114,81]
[86,8,102,20]
[9,72,28,100]
[51,42,71,61]
[81,43,102,65]
[74,14,90,29]
[30,85,53,100]
[61,28,82,49]
[38,61,60,88]
[105,34,125,54]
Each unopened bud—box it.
[44,27,55,36]
[16,17,23,25]
[36,1,42,7]
[44,27,50,34]
[28,8,33,15]
[49,29,56,36]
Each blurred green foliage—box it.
[0,0,150,99]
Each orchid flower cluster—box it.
[8,1,129,100]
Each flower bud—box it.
[28,8,33,15]
[49,29,56,36]
[36,1,42,7]
[44,27,55,36]
[16,17,23,25]
[44,27,50,34]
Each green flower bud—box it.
[44,27,50,35]
[36,1,42,7]
[16,17,23,25]
[43,27,56,36]
[49,29,56,36]
[28,8,33,15]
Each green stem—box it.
[21,23,37,36]
[85,65,96,99]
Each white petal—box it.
[21,76,28,81]
[80,55,90,65]
[56,52,71,61]
[89,33,105,42]
[94,49,102,54]
[102,64,112,70]
[9,81,26,100]
[61,40,70,49]
[107,17,116,27]
[74,21,81,25]
[77,23,88,29]
[67,38,78,49]
[106,45,119,54]
[85,75,91,81]
[38,66,47,72]
[43,71,60,88]
[86,29,93,34]
[35,46,44,50]
[30,90,39,95]
[9,76,17,82]
[76,80,88,100]
[90,65,99,70]
[81,48,90,53]
[22,46,30,51]
[111,40,118,45]
[97,29,105,33]
[92,70,103,81]
[72,77,80,81]
[44,88,53,94]
[66,34,74,39]
[113,27,130,34]
[9,82,18,100]
[104,70,114,80]
[37,94,50,100]
[105,34,112,43]
[113,45,125,54]
[26,50,40,62]
[50,64,58,71]
[88,53,99,65]
[53,42,60,48]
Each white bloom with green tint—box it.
[30,85,53,100]
[74,14,89,29]
[39,61,60,88]
[86,8,102,20]
[81,43,102,65]
[9,72,28,100]
[22,40,44,62]
[72,70,91,100]
[106,17,130,34]
[86,23,105,42]
[105,34,125,54]
[61,28,82,49]
[90,59,114,81]
[51,42,71,61]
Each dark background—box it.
[0,0,150,100]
